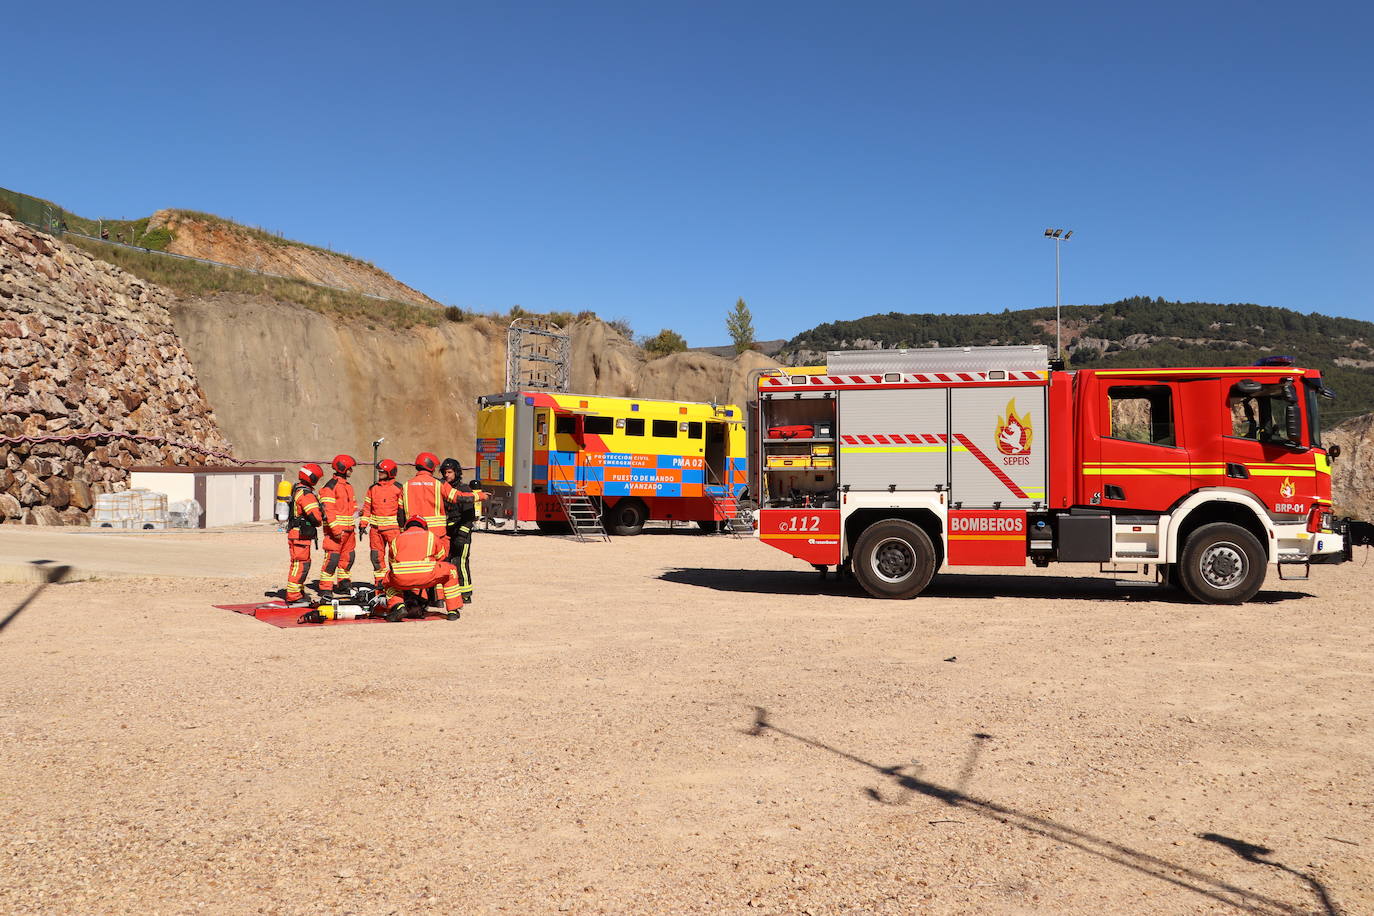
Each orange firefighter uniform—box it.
[285,464,325,603]
[318,455,358,597]
[384,520,464,617]
[402,453,464,557]
[360,459,405,586]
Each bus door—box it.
[705,421,729,487]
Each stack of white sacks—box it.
[92,489,187,529]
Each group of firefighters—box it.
[283,452,479,622]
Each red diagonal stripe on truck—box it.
[949,433,1028,498]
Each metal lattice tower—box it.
[506,317,571,391]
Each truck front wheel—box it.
[1178,522,1266,604]
[852,520,937,599]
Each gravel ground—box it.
[1,526,1370,915]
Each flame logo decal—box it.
[1279,477,1295,499]
[996,399,1033,456]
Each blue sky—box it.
[6,1,1372,345]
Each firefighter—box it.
[383,517,464,621]
[359,458,405,586]
[440,458,476,604]
[317,454,359,600]
[401,452,467,558]
[284,463,325,608]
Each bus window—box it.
[625,418,645,436]
[585,416,613,435]
[652,419,677,438]
[555,416,576,435]
[687,421,703,439]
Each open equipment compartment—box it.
[758,385,837,509]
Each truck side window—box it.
[555,416,576,435]
[1108,386,1175,446]
[652,419,678,438]
[1230,386,1298,446]
[585,416,613,435]
[687,421,703,439]
[625,418,645,436]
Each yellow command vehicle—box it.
[475,391,747,534]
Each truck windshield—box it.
[1229,384,1301,447]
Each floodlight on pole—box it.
[1043,228,1074,361]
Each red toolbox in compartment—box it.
[768,425,815,440]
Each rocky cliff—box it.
[168,296,774,469]
[0,218,232,524]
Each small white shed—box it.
[129,466,284,528]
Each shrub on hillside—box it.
[641,328,688,358]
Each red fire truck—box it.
[753,345,1355,604]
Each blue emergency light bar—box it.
[1253,355,1295,367]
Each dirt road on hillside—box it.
[1,527,1370,915]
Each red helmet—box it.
[331,454,356,474]
[405,515,428,530]
[298,463,324,486]
[377,458,398,478]
[415,452,439,472]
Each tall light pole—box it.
[1043,228,1073,361]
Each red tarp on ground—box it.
[213,603,446,629]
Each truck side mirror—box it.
[1282,380,1302,443]
[1329,444,1342,459]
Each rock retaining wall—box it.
[0,218,233,524]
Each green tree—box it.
[641,328,688,358]
[726,297,756,354]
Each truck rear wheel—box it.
[852,520,937,599]
[1178,522,1266,604]
[607,498,647,536]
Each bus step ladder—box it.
[708,492,750,537]
[557,491,608,542]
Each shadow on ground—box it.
[744,707,1343,915]
[661,568,1312,604]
